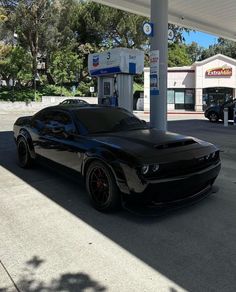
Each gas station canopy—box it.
[93,0,236,41]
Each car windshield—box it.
[75,108,148,134]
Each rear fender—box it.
[18,129,36,159]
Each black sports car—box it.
[13,105,221,213]
[204,99,236,122]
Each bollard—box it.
[224,107,228,127]
[234,105,236,126]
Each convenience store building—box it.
[144,54,236,111]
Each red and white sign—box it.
[206,65,232,77]
[150,50,160,95]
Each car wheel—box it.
[208,112,219,122]
[86,161,121,212]
[17,137,33,168]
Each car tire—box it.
[208,112,219,122]
[86,161,121,212]
[17,137,33,168]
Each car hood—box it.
[91,128,216,163]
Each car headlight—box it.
[152,164,160,172]
[141,164,160,175]
[206,154,211,160]
[141,165,149,175]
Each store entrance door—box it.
[203,87,233,109]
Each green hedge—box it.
[0,85,84,102]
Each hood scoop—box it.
[155,139,196,150]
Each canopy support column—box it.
[150,0,168,131]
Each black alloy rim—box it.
[18,141,27,164]
[210,113,218,121]
[89,167,110,205]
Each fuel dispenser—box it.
[88,48,144,112]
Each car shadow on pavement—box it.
[1,126,236,292]
[0,256,106,292]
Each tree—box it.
[0,0,194,95]
[71,1,149,50]
[0,43,31,88]
[168,43,192,67]
[1,0,62,82]
[72,2,191,49]
[50,49,82,95]
[186,41,203,63]
[199,38,236,60]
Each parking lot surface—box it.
[0,111,236,292]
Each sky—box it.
[183,31,218,48]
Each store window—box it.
[175,91,185,106]
[167,89,195,110]
[167,90,175,104]
[184,89,195,110]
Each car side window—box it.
[46,111,77,138]
[32,110,77,137]
[32,110,53,130]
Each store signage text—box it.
[206,66,232,77]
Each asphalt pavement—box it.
[0,111,236,292]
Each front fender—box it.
[82,149,131,194]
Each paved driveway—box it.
[0,112,236,292]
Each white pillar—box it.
[150,0,168,131]
[195,88,203,112]
[144,68,150,111]
[117,74,133,112]
[97,77,103,105]
[233,88,236,98]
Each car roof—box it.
[62,99,86,101]
[42,104,127,112]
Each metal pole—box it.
[34,77,37,101]
[234,103,236,126]
[150,0,168,131]
[224,108,228,127]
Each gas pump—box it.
[88,48,144,112]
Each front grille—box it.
[148,151,220,179]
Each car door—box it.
[44,110,81,170]
[33,109,87,172]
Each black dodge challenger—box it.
[13,105,221,213]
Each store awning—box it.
[92,0,236,41]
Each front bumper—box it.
[122,161,221,213]
[123,184,218,216]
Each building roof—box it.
[92,0,236,41]
[168,66,195,71]
[194,54,236,66]
[144,66,195,72]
